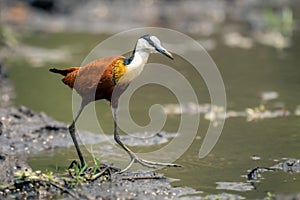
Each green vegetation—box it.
[0,159,118,199]
[263,7,293,35]
[0,24,18,48]
[265,191,275,200]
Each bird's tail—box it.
[49,67,78,76]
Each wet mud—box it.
[0,105,200,199]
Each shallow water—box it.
[6,29,300,199]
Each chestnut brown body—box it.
[50,56,125,106]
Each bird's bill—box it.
[156,46,174,60]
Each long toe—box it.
[118,157,158,174]
[119,157,182,173]
[139,158,183,167]
[135,158,159,169]
[118,159,135,174]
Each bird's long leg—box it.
[69,105,86,168]
[112,107,181,173]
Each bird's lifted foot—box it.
[119,153,182,173]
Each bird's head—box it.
[135,34,173,60]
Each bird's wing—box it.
[70,56,124,96]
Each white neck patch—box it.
[118,50,150,84]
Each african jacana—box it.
[50,34,180,172]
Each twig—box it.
[90,165,110,181]
[47,180,82,200]
[120,175,166,181]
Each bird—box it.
[49,34,181,173]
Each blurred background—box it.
[1,0,300,199]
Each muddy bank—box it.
[0,154,29,186]
[0,106,106,155]
[0,106,201,199]
[66,171,198,200]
